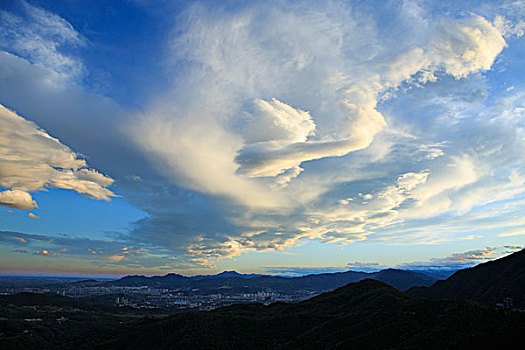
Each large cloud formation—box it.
[0,105,116,210]
[1,1,524,271]
[235,15,506,179]
[126,2,519,265]
[132,5,506,199]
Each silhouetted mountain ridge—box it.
[2,252,524,349]
[105,268,436,292]
[191,270,263,280]
[408,248,525,306]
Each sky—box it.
[0,0,524,278]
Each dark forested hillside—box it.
[0,292,173,349]
[2,251,524,349]
[408,249,525,307]
[87,279,524,350]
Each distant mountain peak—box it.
[164,273,185,278]
[216,271,241,276]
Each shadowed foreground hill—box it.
[0,293,172,349]
[2,252,523,349]
[88,279,524,350]
[408,249,525,307]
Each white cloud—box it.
[131,5,506,203]
[242,98,316,145]
[404,155,480,217]
[461,235,482,240]
[499,227,525,237]
[431,16,506,78]
[494,15,525,38]
[129,107,282,208]
[107,254,125,262]
[0,189,37,210]
[0,104,116,210]
[0,1,85,79]
[241,15,508,181]
[124,3,515,262]
[313,170,431,243]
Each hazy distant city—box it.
[0,267,443,311]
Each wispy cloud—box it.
[0,230,197,273]
[0,0,85,79]
[399,246,523,270]
[461,235,483,240]
[499,227,525,237]
[265,246,523,276]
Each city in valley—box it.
[0,277,316,311]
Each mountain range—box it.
[91,249,525,349]
[88,279,523,350]
[1,249,523,349]
[105,268,437,292]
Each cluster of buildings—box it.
[0,284,318,311]
[111,287,317,310]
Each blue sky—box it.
[0,0,524,277]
